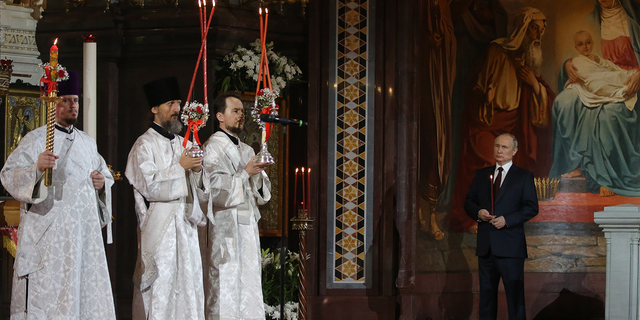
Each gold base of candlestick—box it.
[43,92,61,187]
[291,209,313,234]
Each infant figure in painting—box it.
[566,30,638,110]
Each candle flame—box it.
[265,8,268,14]
[295,168,298,173]
[54,38,58,45]
[302,167,305,173]
[490,174,493,181]
[198,0,201,7]
[259,7,262,14]
[308,168,311,173]
[212,0,215,6]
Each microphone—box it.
[259,114,308,127]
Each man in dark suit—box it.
[465,133,539,320]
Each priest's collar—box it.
[55,123,74,134]
[218,128,239,145]
[151,122,175,140]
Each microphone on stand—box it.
[259,114,308,127]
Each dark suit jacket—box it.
[464,164,538,258]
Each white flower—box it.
[242,55,250,61]
[237,61,245,68]
[247,69,255,76]
[230,63,238,71]
[261,255,272,267]
[246,61,255,69]
[252,74,259,81]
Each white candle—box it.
[83,37,97,140]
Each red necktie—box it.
[493,167,503,199]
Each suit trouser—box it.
[478,250,526,320]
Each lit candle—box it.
[256,8,264,94]
[294,168,298,214]
[301,167,306,212]
[307,168,311,217]
[50,39,59,83]
[202,1,208,107]
[264,8,272,89]
[50,39,58,69]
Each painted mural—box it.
[419,0,640,273]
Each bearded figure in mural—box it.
[550,0,640,197]
[448,7,555,233]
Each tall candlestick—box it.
[83,35,97,140]
[294,168,298,214]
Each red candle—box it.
[50,39,59,84]
[205,0,215,31]
[256,8,264,94]
[50,39,58,68]
[264,8,272,90]
[307,168,311,217]
[301,167,306,212]
[294,168,298,214]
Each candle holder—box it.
[254,140,274,164]
[187,142,204,158]
[290,208,313,320]
[0,59,13,96]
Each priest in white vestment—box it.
[203,92,272,320]
[0,71,116,320]
[125,77,207,320]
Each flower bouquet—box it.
[215,39,303,94]
[181,100,209,157]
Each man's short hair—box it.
[495,133,518,149]
[212,92,242,129]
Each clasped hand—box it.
[37,151,105,190]
[245,155,271,176]
[478,209,506,229]
[180,150,202,172]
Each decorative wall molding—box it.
[326,0,375,289]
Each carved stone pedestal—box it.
[594,204,640,320]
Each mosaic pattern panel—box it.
[327,0,374,288]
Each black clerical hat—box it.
[143,76,182,108]
[57,70,79,96]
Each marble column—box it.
[0,2,43,86]
[594,204,640,320]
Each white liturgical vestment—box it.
[0,125,116,320]
[125,125,207,320]
[203,130,271,320]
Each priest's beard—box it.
[226,124,243,135]
[524,39,543,77]
[59,117,77,127]
[163,119,183,135]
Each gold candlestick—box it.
[291,208,313,320]
[42,92,61,187]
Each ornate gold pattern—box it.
[4,88,45,162]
